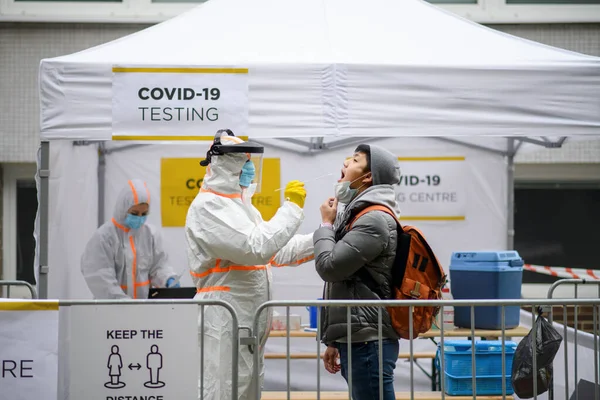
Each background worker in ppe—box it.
[81,179,179,299]
[185,130,314,400]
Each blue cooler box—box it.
[450,251,524,329]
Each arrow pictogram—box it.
[128,363,141,370]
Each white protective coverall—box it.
[81,179,177,299]
[185,140,314,400]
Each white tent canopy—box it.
[39,0,600,140]
[35,0,600,299]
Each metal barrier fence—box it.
[56,299,242,400]
[3,296,600,399]
[0,279,38,298]
[254,298,600,400]
[547,279,600,400]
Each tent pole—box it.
[98,143,106,227]
[516,137,564,148]
[507,138,516,250]
[38,141,50,299]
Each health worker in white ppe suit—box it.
[185,130,315,400]
[81,179,179,299]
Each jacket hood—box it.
[342,184,400,220]
[362,144,401,186]
[113,179,151,223]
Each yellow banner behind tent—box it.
[161,158,281,227]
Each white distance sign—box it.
[395,156,466,221]
[69,304,199,400]
[112,66,248,140]
[0,301,59,400]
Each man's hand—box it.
[323,345,341,374]
[320,197,338,225]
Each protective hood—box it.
[113,179,151,223]
[201,136,249,195]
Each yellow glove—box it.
[284,180,307,209]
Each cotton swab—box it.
[273,173,335,192]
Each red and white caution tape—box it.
[524,264,600,281]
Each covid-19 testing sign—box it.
[112,66,248,140]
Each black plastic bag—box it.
[511,313,563,398]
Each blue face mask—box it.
[124,214,147,230]
[239,161,255,187]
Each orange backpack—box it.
[349,205,447,340]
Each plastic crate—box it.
[436,340,517,396]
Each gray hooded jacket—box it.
[313,145,401,345]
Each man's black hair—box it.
[354,144,371,172]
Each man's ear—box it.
[363,172,373,185]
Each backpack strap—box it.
[348,205,400,230]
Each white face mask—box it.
[334,181,357,204]
[334,173,369,204]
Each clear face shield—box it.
[245,153,264,193]
[200,129,265,193]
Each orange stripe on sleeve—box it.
[200,188,242,199]
[270,255,315,268]
[190,264,267,279]
[197,286,230,293]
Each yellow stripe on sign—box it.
[397,157,465,161]
[113,135,249,142]
[401,216,466,221]
[0,301,59,311]
[112,67,249,74]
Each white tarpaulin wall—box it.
[42,137,507,307]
